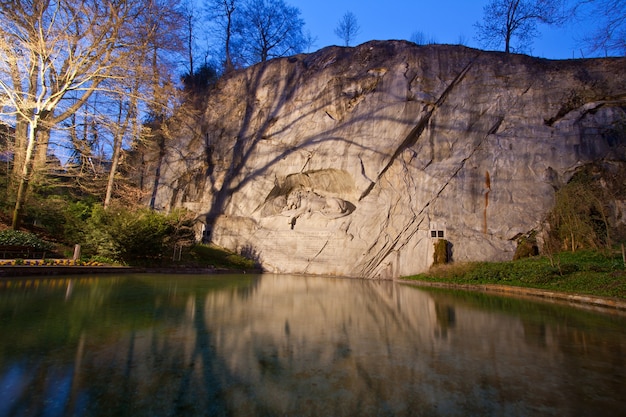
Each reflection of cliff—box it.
[434,302,456,339]
[197,276,626,416]
[1,276,626,416]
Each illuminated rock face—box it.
[155,41,626,278]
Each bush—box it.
[0,230,52,251]
[24,195,69,238]
[79,205,195,264]
[16,194,98,246]
[62,199,98,244]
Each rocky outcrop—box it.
[155,41,626,278]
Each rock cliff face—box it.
[155,41,626,278]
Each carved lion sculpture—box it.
[282,189,353,228]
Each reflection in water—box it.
[0,274,625,416]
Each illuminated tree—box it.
[103,0,185,209]
[0,0,188,225]
[0,1,149,227]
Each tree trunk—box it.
[104,100,128,209]
[33,127,50,170]
[187,15,194,77]
[12,121,38,229]
[10,120,29,192]
[224,13,234,72]
[32,127,51,185]
[103,132,123,209]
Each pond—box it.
[0,273,625,417]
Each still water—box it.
[0,273,624,417]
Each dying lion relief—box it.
[258,169,356,228]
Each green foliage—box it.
[188,244,257,270]
[13,193,99,246]
[1,191,258,270]
[62,199,99,244]
[24,195,70,238]
[85,255,118,265]
[462,259,559,284]
[0,230,52,250]
[78,205,196,265]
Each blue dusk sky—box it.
[291,0,599,59]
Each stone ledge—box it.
[0,266,134,277]
[397,279,626,312]
[0,265,262,278]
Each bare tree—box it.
[182,0,200,76]
[112,0,185,210]
[302,30,318,52]
[410,31,427,45]
[234,0,306,65]
[475,0,567,53]
[63,96,109,192]
[573,0,626,55]
[205,0,238,72]
[410,31,438,45]
[334,11,361,47]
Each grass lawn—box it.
[403,249,626,300]
[184,243,259,270]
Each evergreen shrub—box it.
[0,230,52,251]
